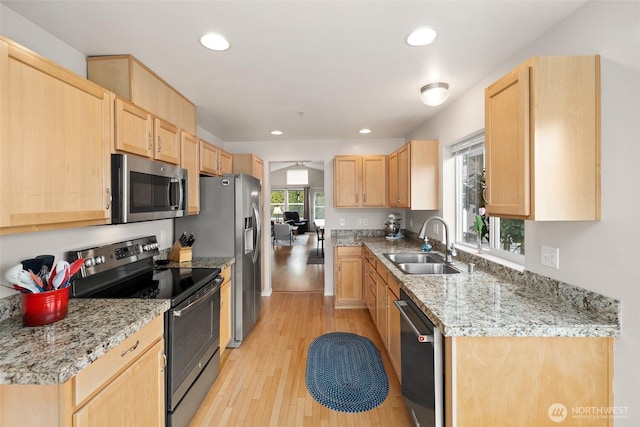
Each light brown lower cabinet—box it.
[334,247,365,309]
[219,267,232,355]
[0,316,165,426]
[445,336,613,427]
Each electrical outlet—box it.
[339,218,345,226]
[541,245,560,269]
[363,218,369,226]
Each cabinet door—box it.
[1,39,112,234]
[334,156,361,207]
[362,156,388,207]
[388,151,399,207]
[199,139,219,176]
[181,131,200,215]
[334,247,364,308]
[485,64,530,217]
[219,149,233,175]
[220,277,232,355]
[73,340,165,427]
[153,117,180,165]
[375,273,388,348]
[252,156,264,182]
[115,98,153,157]
[397,145,410,208]
[387,285,401,381]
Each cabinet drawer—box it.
[337,246,362,257]
[388,276,400,299]
[375,262,388,283]
[74,315,164,406]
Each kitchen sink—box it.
[396,262,461,275]
[383,252,443,264]
[383,252,460,275]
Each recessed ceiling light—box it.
[200,33,230,51]
[270,130,283,136]
[359,129,372,134]
[406,27,438,47]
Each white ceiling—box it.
[3,1,586,142]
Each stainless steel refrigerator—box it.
[175,174,262,348]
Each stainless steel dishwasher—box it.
[394,290,444,427]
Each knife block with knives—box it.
[168,233,195,263]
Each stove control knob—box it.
[95,256,105,265]
[84,258,95,267]
[143,244,151,251]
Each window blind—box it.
[450,130,485,156]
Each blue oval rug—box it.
[306,332,389,413]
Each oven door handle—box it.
[173,283,219,317]
[394,300,434,343]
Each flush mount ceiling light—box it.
[406,27,438,47]
[359,128,372,134]
[270,130,283,136]
[200,33,230,51]
[420,82,450,106]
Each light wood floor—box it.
[189,238,412,426]
[271,232,324,293]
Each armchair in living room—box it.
[283,211,308,234]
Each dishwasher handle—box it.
[394,300,434,343]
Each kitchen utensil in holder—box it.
[168,240,192,263]
[21,286,69,327]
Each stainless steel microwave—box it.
[111,154,187,224]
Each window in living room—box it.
[270,188,305,219]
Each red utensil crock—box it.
[21,286,69,327]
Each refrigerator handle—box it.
[252,202,261,263]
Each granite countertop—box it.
[161,256,235,270]
[336,237,620,338]
[0,298,169,385]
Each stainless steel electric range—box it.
[69,236,222,427]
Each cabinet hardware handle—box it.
[157,136,163,152]
[364,194,367,203]
[161,353,167,372]
[355,194,359,203]
[338,262,342,272]
[121,340,140,357]
[105,187,112,210]
[148,132,153,150]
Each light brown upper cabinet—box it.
[334,155,388,208]
[88,55,197,134]
[200,139,233,177]
[233,153,264,182]
[180,131,200,215]
[388,140,439,210]
[485,55,601,221]
[0,37,113,235]
[115,98,180,165]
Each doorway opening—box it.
[269,161,325,293]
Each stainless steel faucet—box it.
[418,216,457,263]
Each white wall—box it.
[407,2,640,422]
[226,138,405,295]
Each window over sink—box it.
[453,131,525,263]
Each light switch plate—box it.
[541,245,560,269]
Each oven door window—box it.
[130,171,181,212]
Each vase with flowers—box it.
[475,207,486,254]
